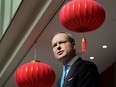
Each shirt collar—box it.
[66,55,79,66]
[62,55,79,76]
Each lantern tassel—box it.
[81,37,87,53]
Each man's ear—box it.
[72,42,76,50]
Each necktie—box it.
[61,65,67,87]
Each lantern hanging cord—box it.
[34,41,37,60]
[82,32,85,39]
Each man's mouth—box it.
[57,51,63,55]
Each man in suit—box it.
[51,32,100,87]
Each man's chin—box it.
[57,55,66,60]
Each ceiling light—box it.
[90,56,94,60]
[102,45,107,48]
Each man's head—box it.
[52,32,76,64]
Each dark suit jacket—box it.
[56,57,100,87]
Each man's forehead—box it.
[53,33,68,39]
[52,33,68,43]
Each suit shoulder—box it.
[80,58,98,69]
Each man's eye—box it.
[60,41,66,44]
[53,44,57,47]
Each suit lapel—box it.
[63,57,83,86]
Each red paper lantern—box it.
[14,61,55,87]
[59,0,106,52]
[59,0,106,32]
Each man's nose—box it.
[57,44,61,50]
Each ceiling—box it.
[0,0,116,87]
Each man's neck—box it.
[62,54,77,65]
